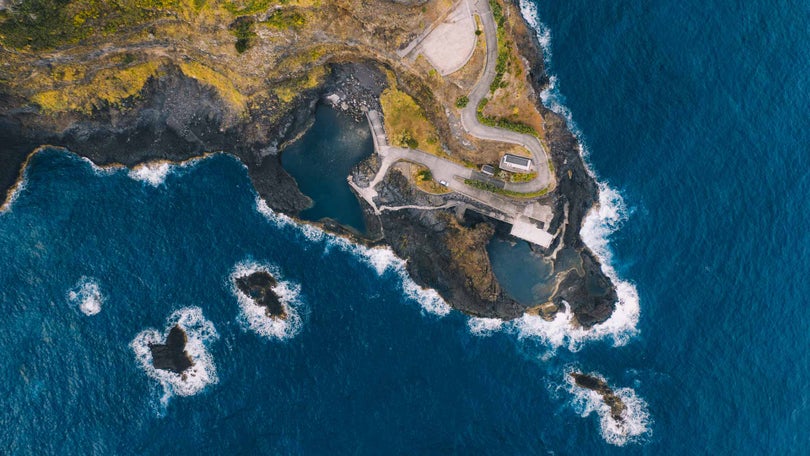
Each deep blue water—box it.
[1,0,809,453]
[523,0,810,452]
[281,103,373,233]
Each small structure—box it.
[500,154,533,173]
[481,164,496,176]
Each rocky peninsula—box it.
[0,0,617,326]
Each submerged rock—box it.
[570,372,627,423]
[148,325,193,374]
[235,271,287,319]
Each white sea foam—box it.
[67,276,105,316]
[0,174,27,213]
[229,260,305,340]
[128,162,174,186]
[254,197,452,316]
[130,307,219,403]
[564,369,651,446]
[467,317,504,336]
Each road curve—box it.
[460,0,551,193]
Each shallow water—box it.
[487,237,554,305]
[281,104,373,233]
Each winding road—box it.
[460,0,551,193]
[349,0,556,247]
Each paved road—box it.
[460,0,552,193]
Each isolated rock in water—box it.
[149,325,194,374]
[235,271,287,319]
[571,372,627,423]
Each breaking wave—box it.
[229,260,305,340]
[255,197,452,316]
[563,369,652,446]
[67,276,105,316]
[130,307,219,404]
[467,317,505,336]
[128,161,175,187]
[1,172,27,213]
[127,155,213,187]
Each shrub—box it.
[455,96,469,108]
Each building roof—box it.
[502,154,532,167]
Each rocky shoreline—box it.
[0,0,617,326]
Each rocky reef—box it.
[148,325,193,374]
[234,270,287,320]
[570,372,627,424]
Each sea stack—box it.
[148,325,194,374]
[235,271,287,319]
[570,372,627,424]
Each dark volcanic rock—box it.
[376,174,524,319]
[148,325,193,374]
[570,372,627,424]
[0,64,313,214]
[235,271,287,319]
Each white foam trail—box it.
[66,276,105,316]
[564,369,652,446]
[130,307,219,403]
[467,317,504,336]
[229,260,305,340]
[255,197,452,317]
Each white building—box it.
[500,154,534,173]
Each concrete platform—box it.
[420,1,476,75]
[510,218,553,248]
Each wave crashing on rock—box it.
[131,307,219,402]
[230,260,305,341]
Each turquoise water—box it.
[2,0,809,452]
[281,104,373,233]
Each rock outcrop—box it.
[148,325,193,374]
[235,271,287,320]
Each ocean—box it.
[1,0,808,453]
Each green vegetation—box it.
[476,98,538,136]
[379,87,443,156]
[261,9,306,29]
[416,169,432,181]
[33,61,162,113]
[178,61,247,112]
[0,0,185,50]
[455,95,469,108]
[509,171,537,183]
[230,16,257,53]
[488,0,510,93]
[223,0,274,15]
[273,65,329,102]
[464,179,549,199]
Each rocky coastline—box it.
[0,0,617,326]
